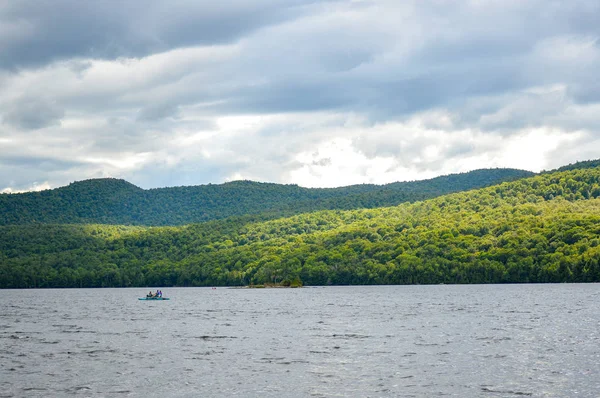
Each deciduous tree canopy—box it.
[2,164,600,288]
[0,169,532,226]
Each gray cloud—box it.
[1,0,599,191]
[2,98,64,130]
[0,154,85,170]
[0,153,93,193]
[312,158,332,167]
[0,0,334,69]
[122,158,243,189]
[137,103,181,121]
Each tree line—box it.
[0,168,532,226]
[1,166,600,288]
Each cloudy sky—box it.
[1,0,599,192]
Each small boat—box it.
[138,297,170,300]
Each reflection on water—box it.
[1,284,599,397]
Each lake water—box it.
[1,284,599,397]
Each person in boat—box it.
[147,291,153,298]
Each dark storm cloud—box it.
[0,0,334,69]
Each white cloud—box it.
[1,181,52,194]
[496,128,584,172]
[291,138,403,187]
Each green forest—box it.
[2,164,600,288]
[0,168,531,226]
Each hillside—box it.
[1,165,600,288]
[0,168,532,226]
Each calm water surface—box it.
[1,284,599,397]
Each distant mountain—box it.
[2,163,600,288]
[0,168,532,226]
[549,159,600,173]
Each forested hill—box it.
[2,165,600,288]
[0,168,532,226]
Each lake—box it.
[1,284,599,397]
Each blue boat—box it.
[138,297,170,300]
